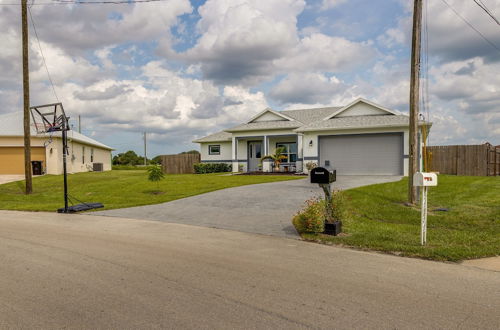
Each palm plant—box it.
[261,147,287,172]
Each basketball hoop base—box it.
[57,203,104,213]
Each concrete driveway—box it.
[0,175,25,185]
[93,175,401,238]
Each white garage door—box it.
[319,134,403,175]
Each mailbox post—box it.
[413,172,438,245]
[310,167,340,235]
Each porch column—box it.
[232,136,238,173]
[297,134,304,173]
[263,135,270,172]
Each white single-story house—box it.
[0,111,113,175]
[193,98,430,175]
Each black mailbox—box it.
[310,167,336,184]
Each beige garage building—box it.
[0,112,113,175]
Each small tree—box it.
[147,164,164,191]
[261,147,287,172]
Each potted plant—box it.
[261,147,287,172]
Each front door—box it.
[248,141,262,172]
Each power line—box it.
[0,0,170,5]
[472,0,500,26]
[440,0,500,53]
[28,6,60,102]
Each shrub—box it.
[147,164,164,190]
[293,197,325,234]
[293,191,349,234]
[193,163,232,174]
[331,190,349,222]
[305,162,317,171]
[113,165,154,170]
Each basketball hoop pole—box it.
[62,120,69,213]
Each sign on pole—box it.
[413,172,438,245]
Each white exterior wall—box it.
[199,142,232,163]
[302,127,411,175]
[0,136,112,175]
[45,138,112,175]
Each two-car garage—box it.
[318,133,404,175]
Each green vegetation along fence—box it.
[160,153,201,174]
[428,143,499,176]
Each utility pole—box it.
[22,0,32,194]
[78,115,81,133]
[408,0,423,204]
[143,132,147,165]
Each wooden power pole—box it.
[22,0,33,194]
[408,0,423,204]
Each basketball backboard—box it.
[30,103,69,134]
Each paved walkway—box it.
[0,175,25,185]
[92,175,401,238]
[1,210,499,329]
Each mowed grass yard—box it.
[0,170,301,212]
[298,176,500,261]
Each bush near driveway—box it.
[293,191,348,234]
[0,170,301,212]
[294,176,500,262]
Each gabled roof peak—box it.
[323,98,398,120]
[246,108,295,123]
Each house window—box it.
[82,146,85,163]
[276,142,297,163]
[209,145,220,155]
[91,148,94,162]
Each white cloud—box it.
[269,72,348,105]
[174,0,305,85]
[320,0,347,11]
[275,33,375,73]
[25,0,193,54]
[171,0,375,86]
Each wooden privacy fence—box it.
[160,154,201,174]
[427,143,499,176]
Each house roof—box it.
[194,98,432,142]
[323,98,398,120]
[192,130,232,143]
[246,107,296,123]
[0,111,114,150]
[296,115,421,132]
[281,107,341,124]
[225,120,302,132]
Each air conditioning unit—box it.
[93,163,104,172]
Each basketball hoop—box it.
[30,103,69,134]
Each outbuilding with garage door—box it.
[0,111,113,176]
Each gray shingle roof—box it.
[296,115,412,132]
[225,120,302,132]
[192,130,232,143]
[281,107,341,124]
[0,111,114,150]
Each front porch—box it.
[231,134,303,173]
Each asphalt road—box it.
[92,175,401,238]
[0,210,499,329]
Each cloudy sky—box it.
[0,0,499,156]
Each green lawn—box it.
[297,176,500,261]
[0,170,301,212]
